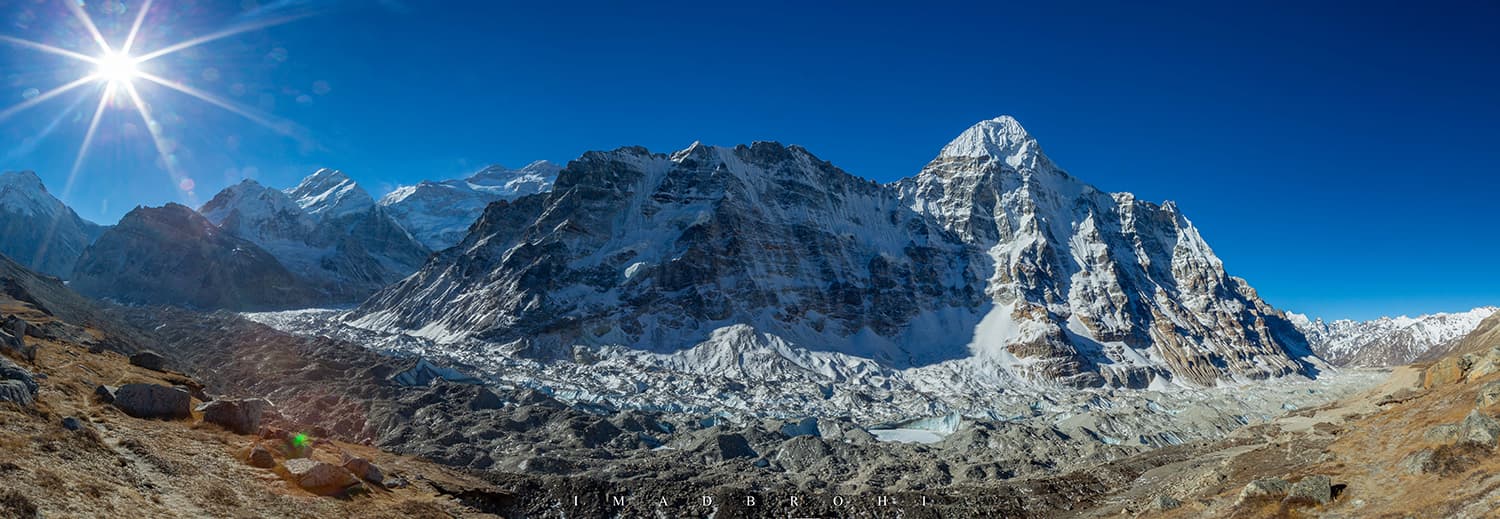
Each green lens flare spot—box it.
[293,433,309,447]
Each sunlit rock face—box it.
[0,171,105,278]
[349,117,1316,389]
[355,142,984,366]
[70,203,319,310]
[894,116,1313,387]
[198,169,431,303]
[378,161,562,251]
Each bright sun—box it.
[94,51,139,83]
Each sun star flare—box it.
[0,0,308,200]
[94,51,141,84]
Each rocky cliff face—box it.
[893,116,1315,387]
[349,117,1315,390]
[199,170,431,303]
[70,204,319,310]
[1292,307,1499,366]
[0,171,104,278]
[379,161,561,250]
[355,142,982,366]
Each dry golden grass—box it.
[0,308,502,519]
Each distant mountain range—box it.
[2,117,1490,395]
[1291,307,1499,366]
[0,164,550,310]
[378,161,561,250]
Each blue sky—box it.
[1,0,1497,320]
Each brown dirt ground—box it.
[0,306,505,519]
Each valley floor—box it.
[10,294,1496,518]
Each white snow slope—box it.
[378,161,561,250]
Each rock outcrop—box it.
[0,357,37,406]
[112,383,192,420]
[281,458,359,493]
[198,398,274,434]
[129,350,167,371]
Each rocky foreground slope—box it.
[1066,310,1500,517]
[0,254,506,518]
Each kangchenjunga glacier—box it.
[241,116,1336,421]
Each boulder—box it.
[94,385,117,403]
[1286,475,1333,505]
[0,358,38,406]
[112,383,191,419]
[61,417,85,431]
[1,315,25,339]
[1458,409,1500,447]
[1425,355,1473,388]
[282,458,359,491]
[1477,381,1500,408]
[1400,449,1434,475]
[341,454,385,485]
[0,317,33,362]
[1466,347,1500,381]
[0,380,34,407]
[1152,495,1182,511]
[1237,478,1291,504]
[129,350,167,371]
[0,332,23,360]
[198,398,273,435]
[1424,423,1459,443]
[247,445,276,468]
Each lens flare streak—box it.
[65,82,118,198]
[136,71,299,139]
[135,13,311,63]
[0,34,99,64]
[0,75,98,122]
[120,0,155,54]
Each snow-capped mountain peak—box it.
[199,179,314,243]
[0,170,105,277]
[1,170,59,217]
[285,168,375,219]
[466,160,560,197]
[352,118,1316,395]
[377,161,561,250]
[938,115,1046,167]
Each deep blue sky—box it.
[1,0,1497,320]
